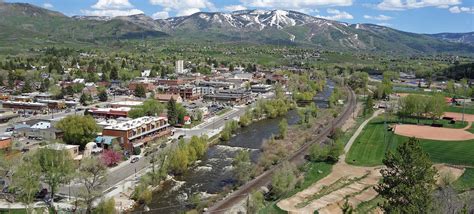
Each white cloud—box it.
[377,0,461,10]
[92,0,133,10]
[152,11,169,19]
[363,14,393,20]
[81,9,144,17]
[149,0,215,16]
[240,0,352,8]
[43,3,53,9]
[449,6,474,13]
[177,8,201,16]
[316,8,353,20]
[223,4,247,12]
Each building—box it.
[251,84,273,93]
[129,81,156,93]
[12,120,63,140]
[82,86,99,97]
[156,79,184,86]
[155,94,183,103]
[204,90,251,105]
[108,101,143,108]
[102,116,171,151]
[46,143,81,161]
[175,60,184,74]
[0,111,18,123]
[168,85,201,100]
[87,107,131,119]
[2,101,48,112]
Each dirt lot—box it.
[394,124,474,141]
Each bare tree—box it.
[78,157,107,214]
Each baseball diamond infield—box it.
[394,112,474,141]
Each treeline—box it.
[398,94,447,122]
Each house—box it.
[183,116,191,125]
[155,94,183,103]
[0,137,12,150]
[82,86,98,97]
[102,116,171,151]
[156,79,184,86]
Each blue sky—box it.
[5,0,474,33]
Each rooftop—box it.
[104,116,168,131]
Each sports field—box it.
[346,116,474,167]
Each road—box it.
[205,87,357,214]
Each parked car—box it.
[130,157,140,163]
[178,135,185,140]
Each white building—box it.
[175,60,184,74]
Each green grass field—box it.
[346,116,474,167]
[453,168,474,192]
[447,106,474,115]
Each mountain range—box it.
[0,2,473,55]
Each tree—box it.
[364,95,374,116]
[110,66,119,80]
[100,150,122,167]
[78,157,108,214]
[12,156,41,214]
[128,99,165,118]
[348,72,369,91]
[56,115,100,149]
[376,138,436,213]
[93,198,116,214]
[80,93,92,106]
[35,148,75,207]
[167,98,178,125]
[98,89,108,102]
[21,79,33,93]
[134,85,146,98]
[271,161,298,197]
[247,191,265,214]
[278,118,288,139]
[169,145,188,174]
[233,150,252,184]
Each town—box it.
[0,1,474,214]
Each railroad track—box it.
[206,87,357,214]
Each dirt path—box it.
[278,110,383,214]
[344,110,382,153]
[277,158,381,214]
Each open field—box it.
[346,116,474,167]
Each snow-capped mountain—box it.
[1,3,472,54]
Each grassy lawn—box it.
[453,168,474,192]
[447,106,474,115]
[346,116,474,167]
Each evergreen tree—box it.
[376,137,436,213]
[110,66,119,80]
[22,79,33,93]
[134,85,146,98]
[167,98,177,125]
[98,90,108,102]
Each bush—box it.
[101,150,122,167]
[133,147,141,155]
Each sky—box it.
[5,0,474,34]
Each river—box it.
[143,81,334,213]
